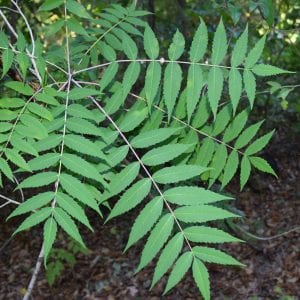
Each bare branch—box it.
[11,0,43,85]
[23,246,44,300]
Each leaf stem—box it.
[73,58,245,75]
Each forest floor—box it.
[0,125,299,300]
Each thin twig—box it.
[9,2,43,85]
[23,246,44,300]
[73,58,245,75]
[231,223,300,241]
[13,175,24,202]
[0,193,20,206]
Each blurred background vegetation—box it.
[1,0,299,132]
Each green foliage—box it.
[0,1,289,298]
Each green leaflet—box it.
[245,130,274,156]
[43,217,57,266]
[221,150,239,189]
[174,205,239,223]
[138,109,162,132]
[107,178,152,221]
[99,12,119,23]
[7,192,54,219]
[245,35,266,68]
[99,62,119,91]
[68,88,100,100]
[16,32,26,52]
[252,64,291,76]
[184,226,242,243]
[192,258,210,300]
[240,155,251,190]
[5,81,34,96]
[249,156,276,176]
[231,25,248,67]
[20,114,48,140]
[104,88,127,115]
[193,246,243,266]
[119,107,148,132]
[119,22,142,36]
[211,19,227,65]
[186,64,203,123]
[223,109,249,143]
[145,62,161,109]
[66,0,91,19]
[208,144,228,187]
[60,173,100,214]
[168,30,185,60]
[5,148,31,171]
[64,134,106,159]
[10,135,39,157]
[163,62,182,121]
[121,30,138,59]
[244,69,256,108]
[0,97,25,108]
[207,67,223,119]
[212,104,231,136]
[16,52,30,79]
[0,157,13,181]
[18,172,58,189]
[67,117,103,136]
[99,41,116,61]
[228,68,242,114]
[61,153,105,185]
[13,207,52,235]
[53,207,86,248]
[39,0,63,11]
[56,192,93,231]
[34,135,62,152]
[68,104,98,121]
[164,186,232,205]
[234,121,264,149]
[142,143,194,166]
[189,19,208,62]
[131,127,182,148]
[144,26,159,59]
[136,213,174,272]
[164,252,193,294]
[196,138,215,167]
[122,61,141,96]
[153,165,209,184]
[0,32,9,47]
[102,162,140,201]
[0,122,12,132]
[2,48,14,78]
[151,233,184,288]
[0,109,18,121]
[125,196,163,251]
[67,18,88,36]
[28,153,60,171]
[104,145,129,168]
